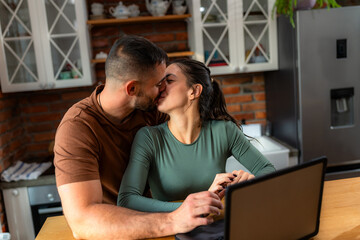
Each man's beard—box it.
[135,91,157,111]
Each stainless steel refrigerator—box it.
[265,6,360,178]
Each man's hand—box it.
[208,173,235,199]
[169,191,223,234]
[230,170,255,185]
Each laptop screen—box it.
[225,157,326,240]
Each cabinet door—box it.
[238,0,278,72]
[189,0,239,75]
[3,187,35,240]
[188,0,278,75]
[0,0,47,92]
[37,0,93,90]
[0,0,93,93]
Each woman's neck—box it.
[168,110,202,144]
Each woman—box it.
[118,59,275,212]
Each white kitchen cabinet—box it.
[2,187,35,240]
[188,0,278,75]
[0,0,93,93]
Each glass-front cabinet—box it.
[0,0,93,93]
[188,0,278,75]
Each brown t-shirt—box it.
[54,85,167,204]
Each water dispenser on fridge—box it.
[331,88,354,128]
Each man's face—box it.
[134,62,167,111]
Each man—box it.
[54,35,222,239]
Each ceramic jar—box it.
[109,2,130,19]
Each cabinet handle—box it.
[12,189,19,196]
[38,206,63,215]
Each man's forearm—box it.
[59,180,222,239]
[67,203,177,239]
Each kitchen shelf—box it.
[167,51,194,58]
[91,58,107,64]
[91,51,194,64]
[87,14,191,26]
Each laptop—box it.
[175,157,327,240]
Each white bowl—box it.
[173,5,186,15]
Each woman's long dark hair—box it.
[170,58,241,129]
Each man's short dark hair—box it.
[105,35,168,82]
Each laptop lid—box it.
[225,156,327,240]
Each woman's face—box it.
[157,63,193,114]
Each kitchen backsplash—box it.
[0,87,94,170]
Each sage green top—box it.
[118,120,275,212]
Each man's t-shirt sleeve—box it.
[54,120,100,187]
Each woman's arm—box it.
[226,122,276,176]
[118,127,181,212]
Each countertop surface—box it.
[270,136,299,157]
[0,166,56,189]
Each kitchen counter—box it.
[0,163,56,189]
[0,174,56,189]
[270,136,299,158]
[36,177,360,240]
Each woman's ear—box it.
[190,84,203,100]
[125,80,140,96]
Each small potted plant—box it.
[272,0,341,27]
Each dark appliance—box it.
[28,185,63,236]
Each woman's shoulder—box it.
[206,120,243,138]
[136,122,168,138]
[207,119,239,129]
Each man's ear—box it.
[190,84,203,100]
[125,80,140,96]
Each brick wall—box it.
[19,88,94,159]
[0,87,94,169]
[0,93,25,172]
[217,73,266,126]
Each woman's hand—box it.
[208,173,235,199]
[229,170,255,185]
